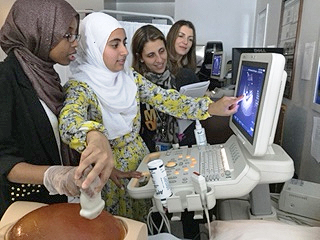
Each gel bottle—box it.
[194,120,207,146]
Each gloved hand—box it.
[44,165,102,198]
[43,166,81,197]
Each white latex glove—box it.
[43,166,81,197]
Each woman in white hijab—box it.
[59,12,242,221]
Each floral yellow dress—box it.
[59,70,212,221]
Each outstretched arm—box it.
[59,80,114,193]
[208,95,244,116]
[137,71,242,120]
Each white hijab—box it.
[70,12,137,140]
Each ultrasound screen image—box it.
[211,54,222,76]
[232,62,267,143]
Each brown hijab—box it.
[0,0,79,115]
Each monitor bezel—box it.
[312,57,320,113]
[232,47,284,85]
[229,52,286,157]
[210,51,225,80]
[231,60,268,145]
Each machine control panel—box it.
[128,135,260,200]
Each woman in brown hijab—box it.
[0,0,114,218]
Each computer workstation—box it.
[210,51,227,83]
[127,52,294,223]
[197,41,237,98]
[197,41,230,91]
[204,48,233,99]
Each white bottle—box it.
[147,159,172,206]
[194,120,207,146]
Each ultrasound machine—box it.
[127,52,294,222]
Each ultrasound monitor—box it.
[204,41,223,66]
[127,53,293,216]
[210,51,226,81]
[229,52,287,157]
[231,48,284,85]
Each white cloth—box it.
[209,220,320,240]
[70,12,137,140]
[148,233,182,240]
[39,100,62,164]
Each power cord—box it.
[192,231,209,240]
[192,172,212,239]
[147,207,171,235]
[204,206,212,239]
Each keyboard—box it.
[127,135,260,200]
[199,144,231,181]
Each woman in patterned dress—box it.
[59,12,242,221]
